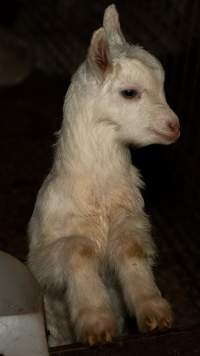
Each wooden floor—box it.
[50,328,200,356]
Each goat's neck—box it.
[55,81,131,181]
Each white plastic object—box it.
[0,251,49,356]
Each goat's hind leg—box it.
[109,216,173,333]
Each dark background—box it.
[0,0,200,341]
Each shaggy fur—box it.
[28,4,180,346]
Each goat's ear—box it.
[103,4,125,47]
[87,27,112,78]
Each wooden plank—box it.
[49,327,200,356]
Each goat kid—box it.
[28,4,180,346]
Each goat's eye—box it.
[120,89,139,99]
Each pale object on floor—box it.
[0,251,49,356]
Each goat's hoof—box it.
[77,309,116,345]
[136,296,173,332]
[87,331,113,346]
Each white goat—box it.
[28,4,180,346]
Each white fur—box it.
[28,4,179,346]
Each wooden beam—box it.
[49,327,200,356]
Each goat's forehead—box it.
[118,58,161,81]
[112,57,164,88]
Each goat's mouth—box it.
[152,129,180,142]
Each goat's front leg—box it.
[108,216,173,332]
[65,236,117,344]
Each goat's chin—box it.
[154,134,180,145]
[148,130,180,146]
[131,136,178,148]
[121,130,179,148]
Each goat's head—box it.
[85,4,180,147]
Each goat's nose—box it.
[168,121,180,135]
